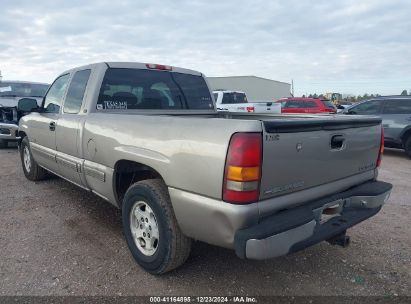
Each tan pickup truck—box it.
[18,62,392,274]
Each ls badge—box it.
[296,143,303,152]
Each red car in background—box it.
[276,98,337,114]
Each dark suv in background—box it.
[344,96,411,157]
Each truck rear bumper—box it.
[0,122,20,141]
[234,181,392,260]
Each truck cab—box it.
[213,90,281,113]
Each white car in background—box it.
[213,90,281,114]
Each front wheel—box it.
[20,137,48,181]
[122,179,192,274]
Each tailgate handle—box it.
[331,135,345,150]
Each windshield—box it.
[97,68,213,110]
[221,92,247,104]
[0,82,49,98]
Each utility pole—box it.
[291,79,294,97]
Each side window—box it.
[382,99,411,114]
[43,74,70,113]
[304,101,317,108]
[350,100,382,114]
[64,69,91,114]
[285,100,304,108]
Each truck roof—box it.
[213,90,246,94]
[59,62,203,77]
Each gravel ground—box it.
[0,145,410,296]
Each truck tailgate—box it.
[259,116,382,200]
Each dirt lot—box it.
[0,146,410,296]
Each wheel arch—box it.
[113,159,165,207]
[400,127,411,145]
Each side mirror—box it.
[17,98,39,112]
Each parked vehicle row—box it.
[0,81,49,148]
[17,62,391,274]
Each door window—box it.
[43,74,70,113]
[63,69,91,114]
[382,99,411,114]
[349,100,382,114]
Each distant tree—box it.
[319,94,324,99]
[308,94,313,98]
[313,93,318,98]
[401,90,408,96]
[302,94,306,98]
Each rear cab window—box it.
[97,68,213,110]
[221,92,248,104]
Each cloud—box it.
[0,0,410,95]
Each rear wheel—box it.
[405,136,411,159]
[122,179,192,274]
[0,139,7,148]
[20,137,48,181]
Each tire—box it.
[20,136,48,181]
[405,136,411,159]
[0,139,7,148]
[122,179,192,274]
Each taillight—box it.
[246,107,255,113]
[145,63,172,71]
[376,128,384,167]
[223,133,262,204]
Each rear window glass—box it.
[382,99,411,114]
[97,68,213,110]
[221,92,248,104]
[321,99,336,109]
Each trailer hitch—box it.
[326,230,350,248]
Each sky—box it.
[0,0,410,96]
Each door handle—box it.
[49,121,56,131]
